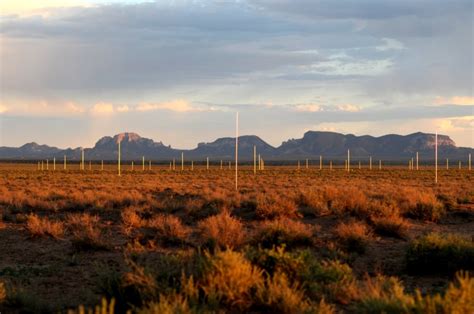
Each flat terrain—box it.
[0,163,473,313]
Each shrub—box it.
[121,208,145,235]
[414,271,474,313]
[0,280,6,303]
[398,189,445,221]
[334,220,371,254]
[122,259,159,304]
[200,250,264,310]
[255,194,299,220]
[329,187,369,217]
[297,189,330,216]
[25,214,64,239]
[406,233,474,274]
[371,215,408,239]
[354,272,474,314]
[254,218,314,248]
[198,211,245,249]
[353,275,414,313]
[138,294,191,314]
[69,298,116,314]
[148,214,190,245]
[247,246,354,304]
[67,213,105,250]
[256,271,311,313]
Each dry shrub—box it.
[406,232,474,274]
[329,187,369,216]
[354,272,474,314]
[297,189,330,216]
[138,294,191,314]
[198,211,245,249]
[256,271,311,313]
[354,275,414,313]
[122,207,145,235]
[414,271,474,314]
[70,299,116,314]
[26,214,64,239]
[255,194,299,220]
[123,259,158,301]
[371,214,408,239]
[397,189,445,221]
[255,218,315,248]
[148,214,190,245]
[0,280,6,303]
[201,250,264,310]
[334,220,371,253]
[67,213,104,250]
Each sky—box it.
[0,0,473,149]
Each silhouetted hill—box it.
[0,131,472,161]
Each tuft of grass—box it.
[0,280,6,303]
[371,214,408,239]
[354,272,474,314]
[247,246,355,304]
[198,211,245,249]
[137,294,191,314]
[67,213,106,250]
[256,271,311,313]
[25,214,64,239]
[414,271,474,314]
[406,232,474,274]
[148,214,190,246]
[254,218,314,248]
[201,250,264,310]
[68,298,116,314]
[121,208,145,235]
[334,220,371,254]
[255,194,299,220]
[398,190,445,221]
[353,275,414,313]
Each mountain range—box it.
[0,131,472,161]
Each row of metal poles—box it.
[36,150,472,173]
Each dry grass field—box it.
[0,163,473,313]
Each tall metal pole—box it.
[435,132,438,183]
[253,145,257,175]
[416,152,419,170]
[118,140,121,176]
[347,149,350,172]
[235,112,239,191]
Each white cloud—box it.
[136,100,206,112]
[336,104,361,112]
[0,100,86,116]
[0,104,7,114]
[434,96,474,106]
[291,103,361,112]
[90,102,114,115]
[116,105,130,112]
[294,104,322,112]
[65,102,85,113]
[309,58,393,76]
[376,38,405,51]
